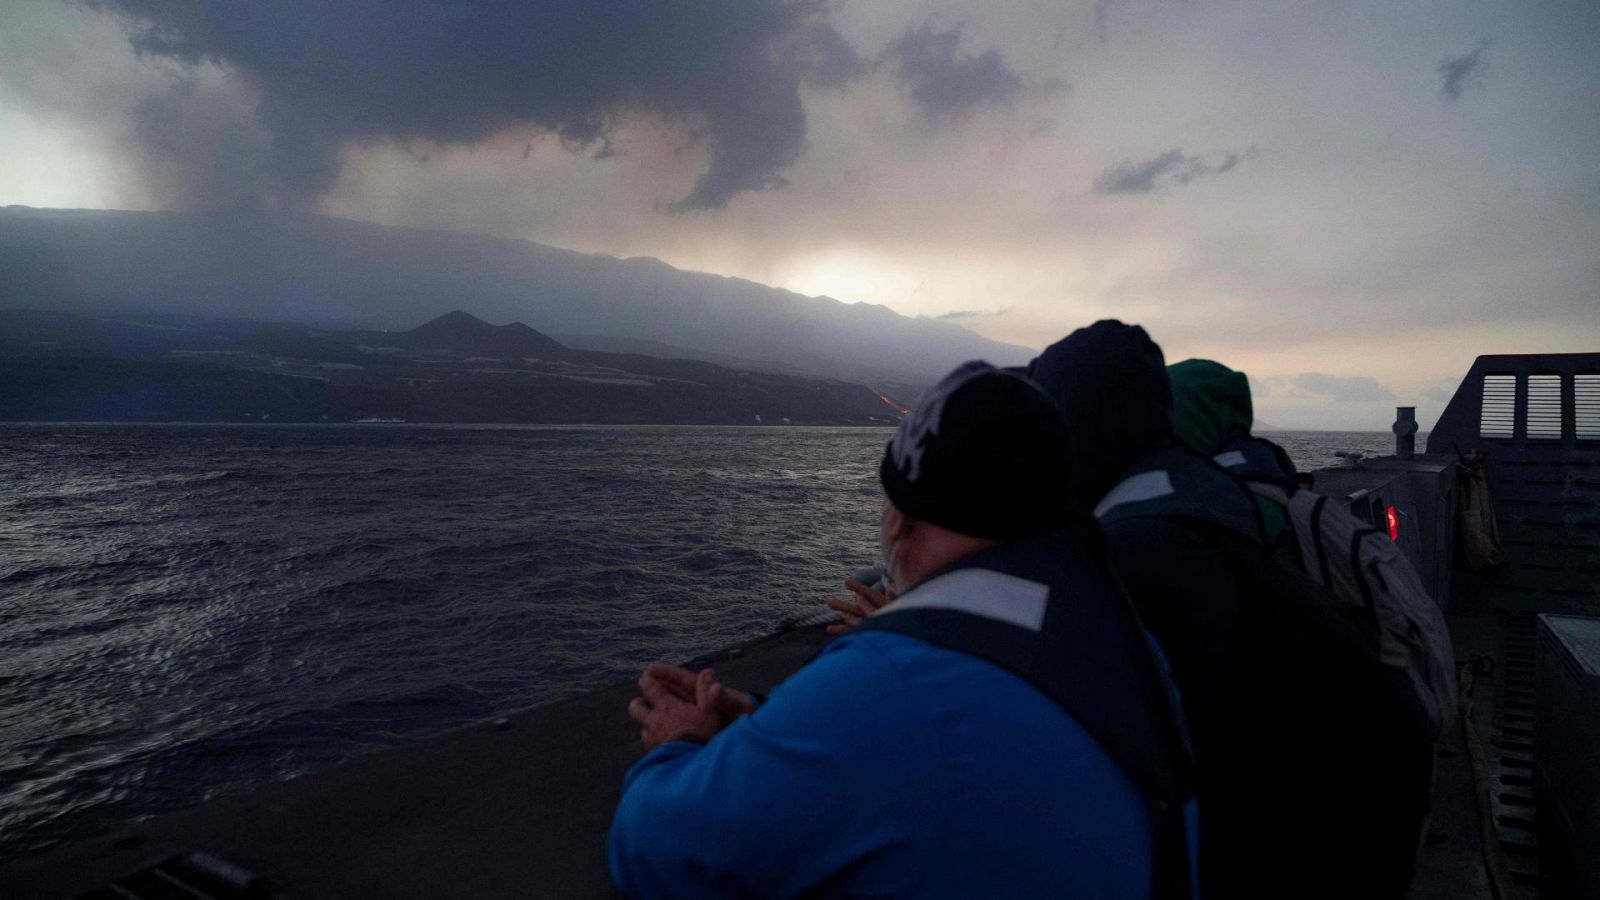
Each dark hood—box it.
[1026,320,1172,506]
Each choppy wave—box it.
[0,423,1386,858]
[0,424,891,857]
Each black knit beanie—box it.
[879,361,1076,540]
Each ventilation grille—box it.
[1480,374,1516,439]
[1579,374,1599,441]
[1526,374,1562,440]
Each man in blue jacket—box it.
[609,361,1196,899]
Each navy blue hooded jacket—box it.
[1026,321,1435,900]
[1026,322,1263,897]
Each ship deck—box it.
[0,625,835,899]
[0,612,1525,900]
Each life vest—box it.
[1210,434,1295,485]
[854,526,1197,900]
[1209,434,1297,544]
[1095,443,1264,545]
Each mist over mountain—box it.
[0,207,1030,386]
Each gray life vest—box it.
[854,527,1197,900]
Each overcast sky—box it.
[2,0,1596,428]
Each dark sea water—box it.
[0,424,1394,858]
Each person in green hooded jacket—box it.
[1163,358,1438,899]
[1166,358,1300,543]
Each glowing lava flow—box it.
[873,390,910,415]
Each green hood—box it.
[1167,359,1252,455]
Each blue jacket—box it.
[608,629,1155,898]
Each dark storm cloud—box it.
[785,21,869,90]
[122,77,268,211]
[880,22,1056,120]
[1438,40,1490,101]
[84,0,863,211]
[1092,147,1253,195]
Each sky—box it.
[1,0,1596,429]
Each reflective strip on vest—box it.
[874,568,1050,632]
[1212,450,1248,469]
[1094,470,1176,519]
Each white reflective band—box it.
[875,568,1049,632]
[1094,470,1176,518]
[1213,450,1248,468]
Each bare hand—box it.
[642,663,756,722]
[628,666,745,750]
[826,577,898,635]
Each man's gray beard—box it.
[873,559,896,595]
[876,535,899,595]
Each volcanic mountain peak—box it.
[404,310,564,357]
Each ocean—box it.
[0,424,1401,857]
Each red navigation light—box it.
[1386,505,1400,542]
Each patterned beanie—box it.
[879,361,1076,539]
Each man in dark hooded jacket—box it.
[1027,322,1424,899]
[1026,322,1269,898]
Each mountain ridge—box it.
[0,307,908,425]
[0,206,1030,385]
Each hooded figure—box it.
[1027,320,1174,509]
[1028,323,1427,900]
[1167,358,1298,541]
[1024,323,1262,546]
[1167,358,1253,458]
[1027,325,1262,896]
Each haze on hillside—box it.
[0,207,1026,388]
[2,1,1597,429]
